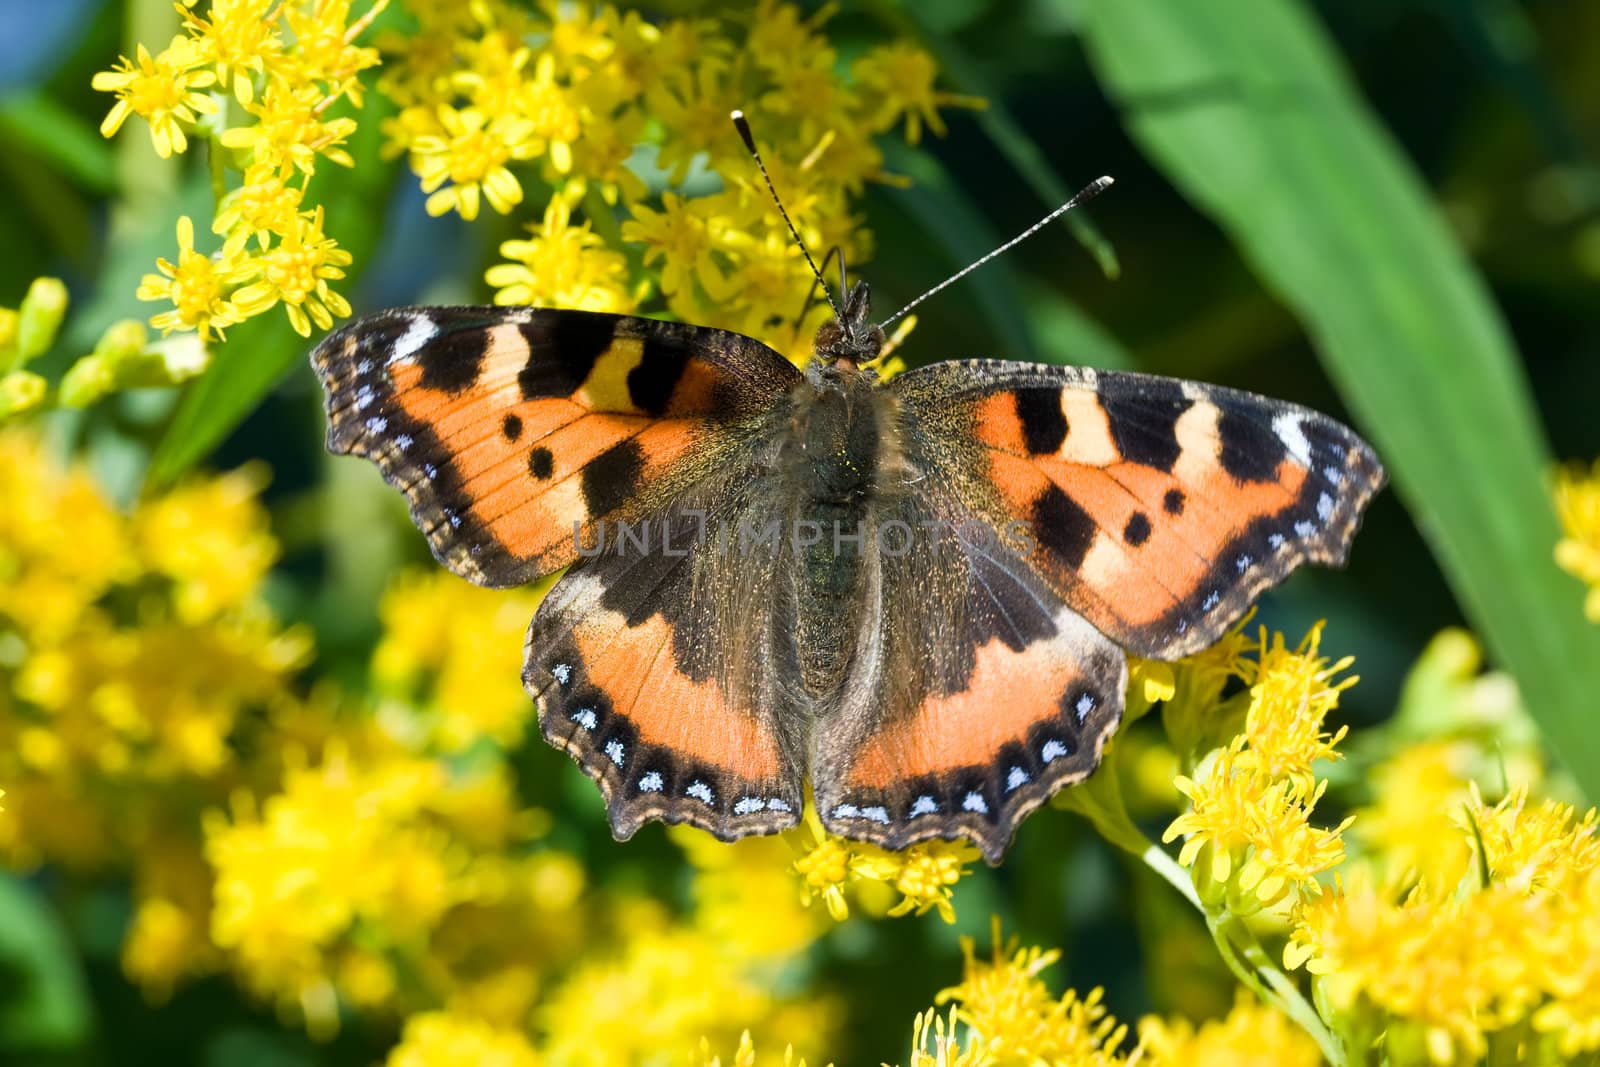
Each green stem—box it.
[1138,842,1202,911]
[1215,914,1345,1066]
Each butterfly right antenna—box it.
[879,176,1115,329]
[731,110,847,326]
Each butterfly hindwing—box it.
[810,484,1127,862]
[892,361,1385,658]
[521,469,807,842]
[312,305,801,587]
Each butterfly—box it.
[310,270,1384,863]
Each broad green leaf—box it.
[1078,0,1600,797]
[0,875,92,1053]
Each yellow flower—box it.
[1234,622,1354,793]
[135,464,277,623]
[92,35,218,157]
[851,43,982,143]
[230,206,352,336]
[385,1011,539,1067]
[675,829,828,961]
[1351,740,1477,892]
[621,192,739,310]
[220,81,359,175]
[411,105,540,220]
[937,921,1129,1067]
[485,195,637,312]
[1167,744,1349,910]
[213,164,306,246]
[1135,991,1321,1067]
[136,216,258,339]
[539,903,833,1067]
[697,1031,824,1067]
[279,0,388,106]
[122,897,211,1002]
[1555,458,1600,622]
[371,570,548,751]
[179,0,283,105]
[520,52,581,175]
[205,743,458,1029]
[787,801,979,924]
[900,1006,998,1067]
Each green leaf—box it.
[1077,0,1600,797]
[0,91,119,194]
[0,875,93,1053]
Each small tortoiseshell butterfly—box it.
[312,167,1383,863]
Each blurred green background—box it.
[3,0,1599,1063]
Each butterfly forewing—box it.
[311,305,800,587]
[891,361,1385,659]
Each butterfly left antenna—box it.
[731,110,847,325]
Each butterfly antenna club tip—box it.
[730,109,845,325]
[880,176,1117,328]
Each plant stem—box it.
[1215,914,1345,1066]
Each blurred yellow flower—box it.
[386,1010,540,1067]
[372,570,548,751]
[135,464,278,623]
[92,36,217,157]
[1135,991,1320,1067]
[539,901,832,1067]
[1350,739,1478,892]
[1555,458,1600,622]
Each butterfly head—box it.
[813,280,885,369]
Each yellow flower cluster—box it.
[376,0,974,361]
[789,800,981,925]
[95,1,385,337]
[0,421,841,1057]
[1288,784,1600,1064]
[1555,458,1600,622]
[938,925,1127,1067]
[1164,624,1354,913]
[0,427,307,995]
[807,920,1319,1067]
[372,569,550,751]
